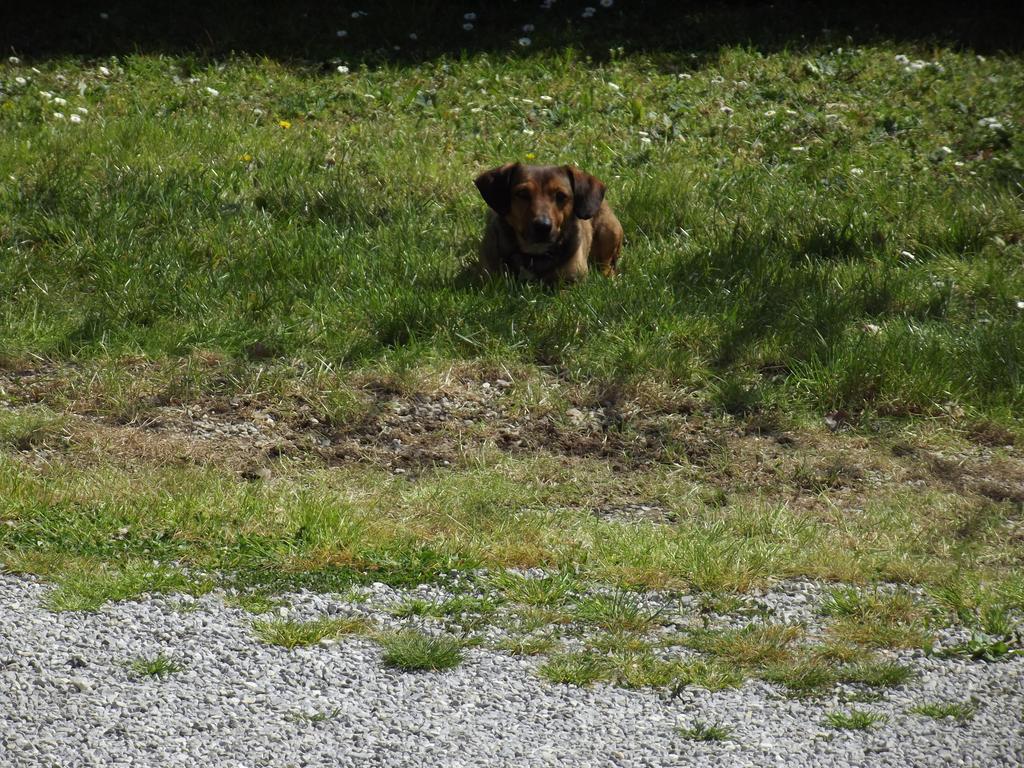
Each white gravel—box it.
[2,572,1023,767]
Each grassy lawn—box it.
[1,4,1023,690]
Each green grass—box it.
[539,649,744,691]
[379,630,464,671]
[128,653,183,678]
[491,570,580,606]
[821,587,932,648]
[2,32,1023,683]
[823,709,888,730]
[677,721,734,742]
[909,701,977,722]
[684,623,803,667]
[252,617,370,648]
[573,590,662,633]
[1,46,1022,420]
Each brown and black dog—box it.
[474,163,623,284]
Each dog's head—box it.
[474,163,606,254]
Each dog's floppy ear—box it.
[564,165,606,220]
[474,163,519,214]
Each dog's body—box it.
[474,163,623,284]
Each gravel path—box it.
[2,572,1022,768]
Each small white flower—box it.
[76,106,88,114]
[350,11,362,18]
[69,113,82,123]
[8,56,20,64]
[710,75,724,84]
[600,0,613,6]
[640,136,652,145]
[205,87,219,96]
[607,81,620,91]
[15,76,26,85]
[518,37,532,47]
[938,146,953,156]
[409,33,417,40]
[53,96,67,106]
[52,111,65,119]
[337,65,349,74]
[463,22,474,31]
[637,131,649,137]
[582,7,595,17]
[677,73,691,80]
[522,128,535,135]
[900,250,916,260]
[99,11,109,19]
[336,29,348,38]
[1016,300,1024,310]
[785,109,798,117]
[522,24,535,32]
[850,167,864,176]
[252,107,264,116]
[720,105,733,116]
[734,79,749,88]
[463,12,476,20]
[763,109,776,117]
[98,66,111,76]
[791,146,806,152]
[539,95,553,101]
[39,90,53,99]
[894,54,909,64]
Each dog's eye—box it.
[555,192,569,205]
[515,189,531,200]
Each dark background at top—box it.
[3,1,1021,63]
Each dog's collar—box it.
[497,219,577,277]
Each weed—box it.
[129,653,183,678]
[677,721,734,742]
[252,617,369,649]
[491,570,579,606]
[286,707,344,724]
[909,701,977,722]
[684,623,803,667]
[379,630,463,671]
[821,587,931,648]
[574,590,662,633]
[823,709,888,730]
[538,652,610,686]
[229,592,285,614]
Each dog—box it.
[474,163,623,284]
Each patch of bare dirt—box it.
[2,360,1023,521]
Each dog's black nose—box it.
[531,217,553,239]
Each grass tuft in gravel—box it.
[379,630,464,672]
[128,653,183,678]
[684,623,803,667]
[39,560,210,613]
[573,590,662,633]
[821,587,932,648]
[909,701,977,722]
[286,707,344,724]
[252,617,370,649]
[841,660,915,688]
[228,592,286,614]
[491,570,580,606]
[761,657,838,696]
[677,720,734,742]
[823,709,888,730]
[538,652,610,687]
